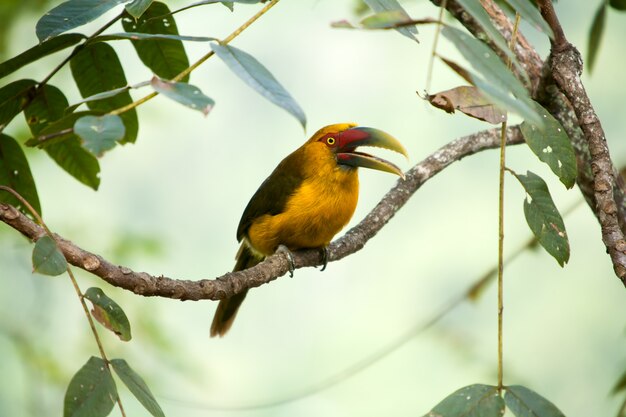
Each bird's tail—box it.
[210,244,263,337]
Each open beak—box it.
[335,127,408,179]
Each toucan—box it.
[210,123,407,337]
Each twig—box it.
[66,266,127,416]
[425,0,447,92]
[32,128,74,145]
[536,0,626,285]
[0,127,524,301]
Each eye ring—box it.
[327,137,336,145]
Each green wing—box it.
[236,154,304,242]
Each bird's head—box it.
[307,123,408,179]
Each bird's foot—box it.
[277,245,295,277]
[320,247,329,272]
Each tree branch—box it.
[0,127,523,301]
[537,0,626,285]
[430,0,595,206]
[431,0,626,285]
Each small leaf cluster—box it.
[424,384,566,417]
[0,0,305,215]
[32,232,163,416]
[64,357,164,417]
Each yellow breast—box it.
[247,143,359,256]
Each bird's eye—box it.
[327,137,336,145]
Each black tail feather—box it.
[210,244,262,337]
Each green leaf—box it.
[0,34,86,79]
[505,385,566,417]
[23,84,69,136]
[610,0,626,11]
[23,100,101,190]
[84,287,132,341]
[454,0,528,83]
[32,235,67,276]
[424,384,505,417]
[151,77,214,115]
[46,138,101,190]
[503,0,554,38]
[95,32,217,42]
[121,1,190,82]
[442,27,542,126]
[68,81,150,110]
[110,359,164,417]
[587,3,606,74]
[477,73,542,126]
[36,0,131,42]
[521,102,577,189]
[70,42,138,143]
[125,0,153,18]
[442,27,526,99]
[0,134,41,215]
[514,171,570,266]
[211,43,306,127]
[64,357,117,417]
[363,0,418,42]
[74,115,125,157]
[0,79,37,128]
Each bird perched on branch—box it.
[210,123,407,337]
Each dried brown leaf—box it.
[427,85,507,124]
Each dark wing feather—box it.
[236,153,304,241]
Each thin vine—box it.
[497,12,521,391]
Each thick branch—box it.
[537,0,626,285]
[0,127,523,301]
[432,0,626,285]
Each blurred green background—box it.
[1,1,626,416]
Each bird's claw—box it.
[320,247,329,271]
[277,245,295,277]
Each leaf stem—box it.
[497,12,521,392]
[425,0,446,92]
[66,266,127,417]
[497,123,506,391]
[109,0,281,116]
